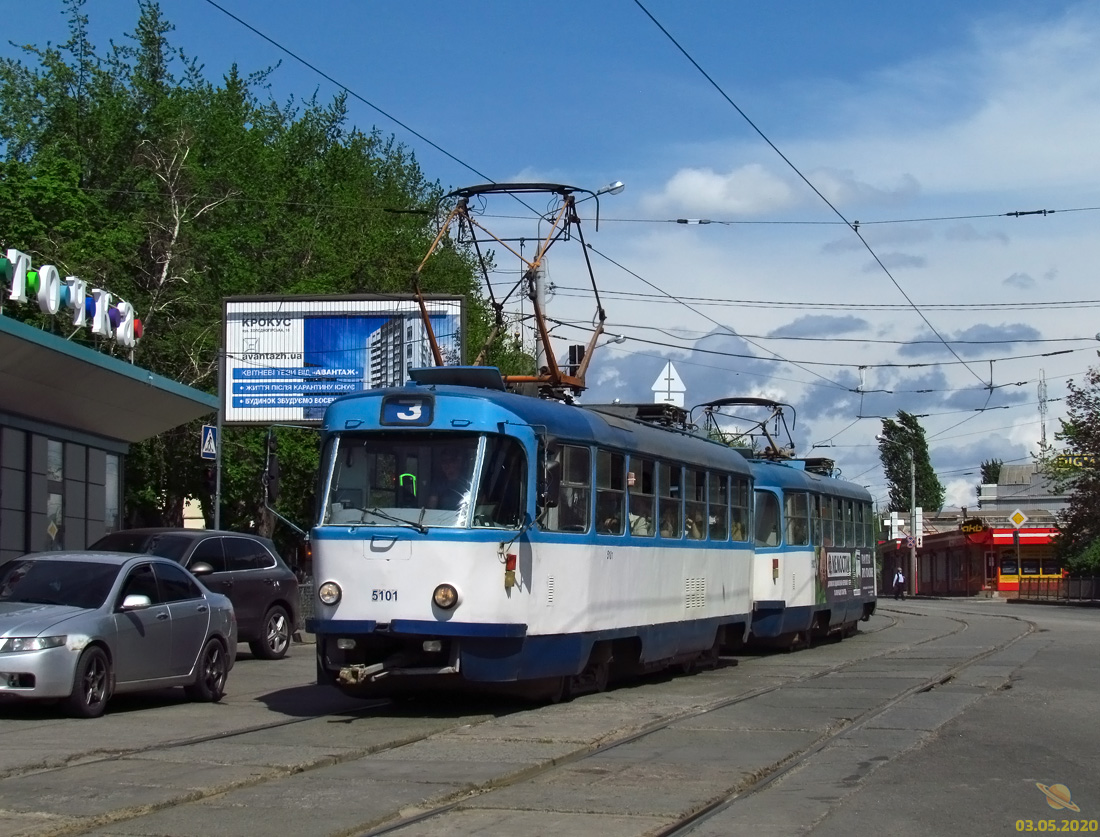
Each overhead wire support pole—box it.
[910,450,917,597]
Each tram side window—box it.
[658,462,683,539]
[754,490,781,547]
[820,495,834,547]
[731,477,750,541]
[843,500,855,546]
[628,457,656,537]
[811,495,821,546]
[685,469,707,540]
[859,502,871,548]
[784,491,810,546]
[596,449,626,535]
[833,497,845,548]
[546,444,591,533]
[708,472,729,541]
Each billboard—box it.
[223,295,464,425]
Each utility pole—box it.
[909,450,917,597]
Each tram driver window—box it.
[472,436,527,529]
[754,490,781,547]
[325,440,372,523]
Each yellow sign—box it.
[1010,509,1029,528]
[1055,453,1094,468]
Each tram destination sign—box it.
[223,295,465,425]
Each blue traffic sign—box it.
[200,425,218,460]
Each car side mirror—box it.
[120,594,152,611]
[190,561,215,576]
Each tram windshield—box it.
[319,432,527,530]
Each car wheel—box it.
[249,605,291,660]
[66,646,111,719]
[186,637,228,702]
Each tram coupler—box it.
[338,663,385,685]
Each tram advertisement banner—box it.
[223,295,464,424]
[816,547,876,604]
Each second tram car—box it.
[747,457,877,647]
[308,368,759,699]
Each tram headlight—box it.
[432,583,459,610]
[318,581,342,605]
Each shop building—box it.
[1,315,216,562]
[879,463,1067,597]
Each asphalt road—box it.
[0,599,1095,837]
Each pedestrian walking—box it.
[892,566,906,600]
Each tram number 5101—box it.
[371,589,398,602]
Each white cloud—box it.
[641,163,797,215]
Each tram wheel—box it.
[546,675,573,704]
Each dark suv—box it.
[89,528,300,660]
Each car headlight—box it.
[433,584,459,610]
[0,636,67,653]
[318,581,341,605]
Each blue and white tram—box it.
[748,457,877,647]
[306,369,757,699]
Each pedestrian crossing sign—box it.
[200,425,218,460]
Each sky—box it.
[6,0,1100,511]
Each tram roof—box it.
[324,384,753,475]
[749,457,871,501]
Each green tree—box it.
[877,411,945,513]
[0,1,523,556]
[1038,366,1100,573]
[980,459,1003,484]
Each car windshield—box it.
[320,432,527,530]
[90,532,192,563]
[0,560,122,609]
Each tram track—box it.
[346,607,1021,837]
[654,607,1039,837]
[9,606,1025,837]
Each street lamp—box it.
[596,180,625,196]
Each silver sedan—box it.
[0,552,237,718]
